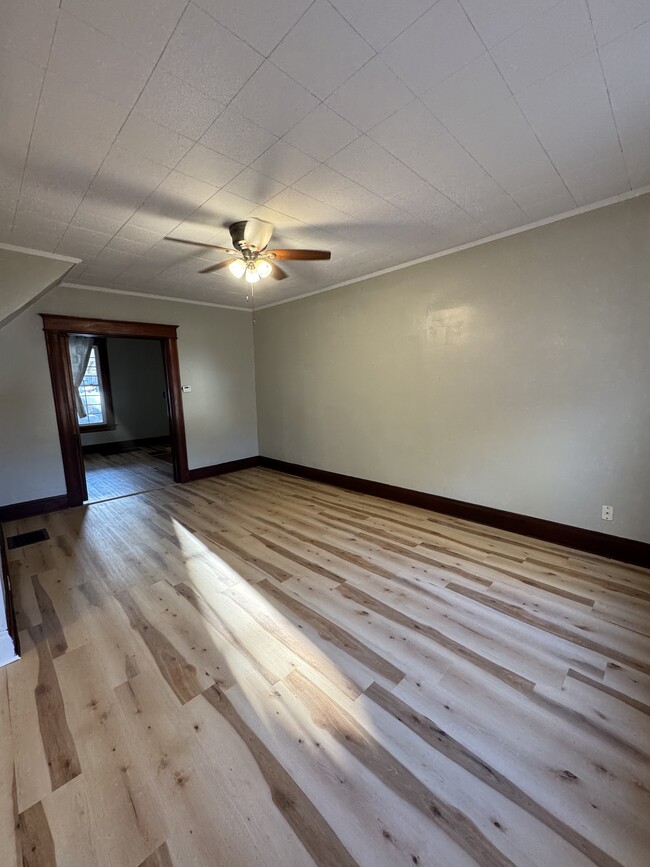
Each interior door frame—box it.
[41,314,190,507]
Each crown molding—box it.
[0,242,81,263]
[59,282,250,312]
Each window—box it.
[77,340,115,431]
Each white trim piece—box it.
[59,283,250,311]
[256,185,650,310]
[0,242,81,264]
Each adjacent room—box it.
[0,1,649,866]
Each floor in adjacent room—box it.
[1,468,649,867]
[84,446,175,504]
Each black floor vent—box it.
[7,528,50,549]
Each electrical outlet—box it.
[601,505,613,521]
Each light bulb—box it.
[228,259,246,278]
[256,259,272,279]
[245,263,260,283]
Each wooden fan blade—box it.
[199,259,236,274]
[266,249,331,261]
[269,262,288,280]
[165,237,236,253]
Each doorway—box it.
[41,314,189,507]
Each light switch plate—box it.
[182,385,192,393]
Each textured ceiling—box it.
[1,0,648,309]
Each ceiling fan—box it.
[165,219,331,283]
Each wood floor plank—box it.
[1,468,648,866]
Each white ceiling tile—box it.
[116,114,194,169]
[34,71,130,141]
[224,169,286,204]
[105,235,155,256]
[48,11,154,107]
[422,53,511,129]
[175,144,244,188]
[625,144,650,189]
[452,97,562,192]
[113,224,163,246]
[586,0,650,46]
[563,153,630,205]
[264,187,347,225]
[16,172,86,222]
[7,228,59,252]
[397,132,489,198]
[12,212,69,243]
[460,0,558,48]
[369,99,444,162]
[517,53,624,177]
[250,140,319,185]
[0,0,59,67]
[230,61,319,137]
[200,107,278,164]
[0,49,44,163]
[329,0,437,50]
[293,164,384,215]
[71,208,126,235]
[247,205,307,235]
[509,176,574,217]
[159,4,263,101]
[60,224,113,248]
[327,135,424,200]
[269,0,374,100]
[140,171,218,226]
[490,0,595,93]
[61,0,186,61]
[194,0,312,57]
[135,69,224,141]
[380,0,484,95]
[192,189,258,226]
[599,20,650,118]
[283,104,360,161]
[82,146,170,220]
[326,57,414,132]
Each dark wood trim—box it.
[40,314,178,340]
[161,337,189,484]
[0,494,69,523]
[259,457,650,569]
[0,527,20,658]
[43,329,89,503]
[81,435,171,455]
[188,456,259,482]
[41,314,189,503]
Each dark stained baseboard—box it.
[258,456,650,569]
[81,435,171,455]
[188,456,259,482]
[0,494,70,524]
[0,527,20,658]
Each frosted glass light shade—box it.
[256,259,272,278]
[245,264,260,283]
[228,259,246,278]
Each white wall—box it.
[255,194,650,543]
[80,337,169,446]
[0,285,258,506]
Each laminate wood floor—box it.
[84,447,174,504]
[2,468,649,866]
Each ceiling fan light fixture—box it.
[228,259,247,278]
[256,259,273,279]
[245,262,261,283]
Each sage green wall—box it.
[254,194,650,543]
